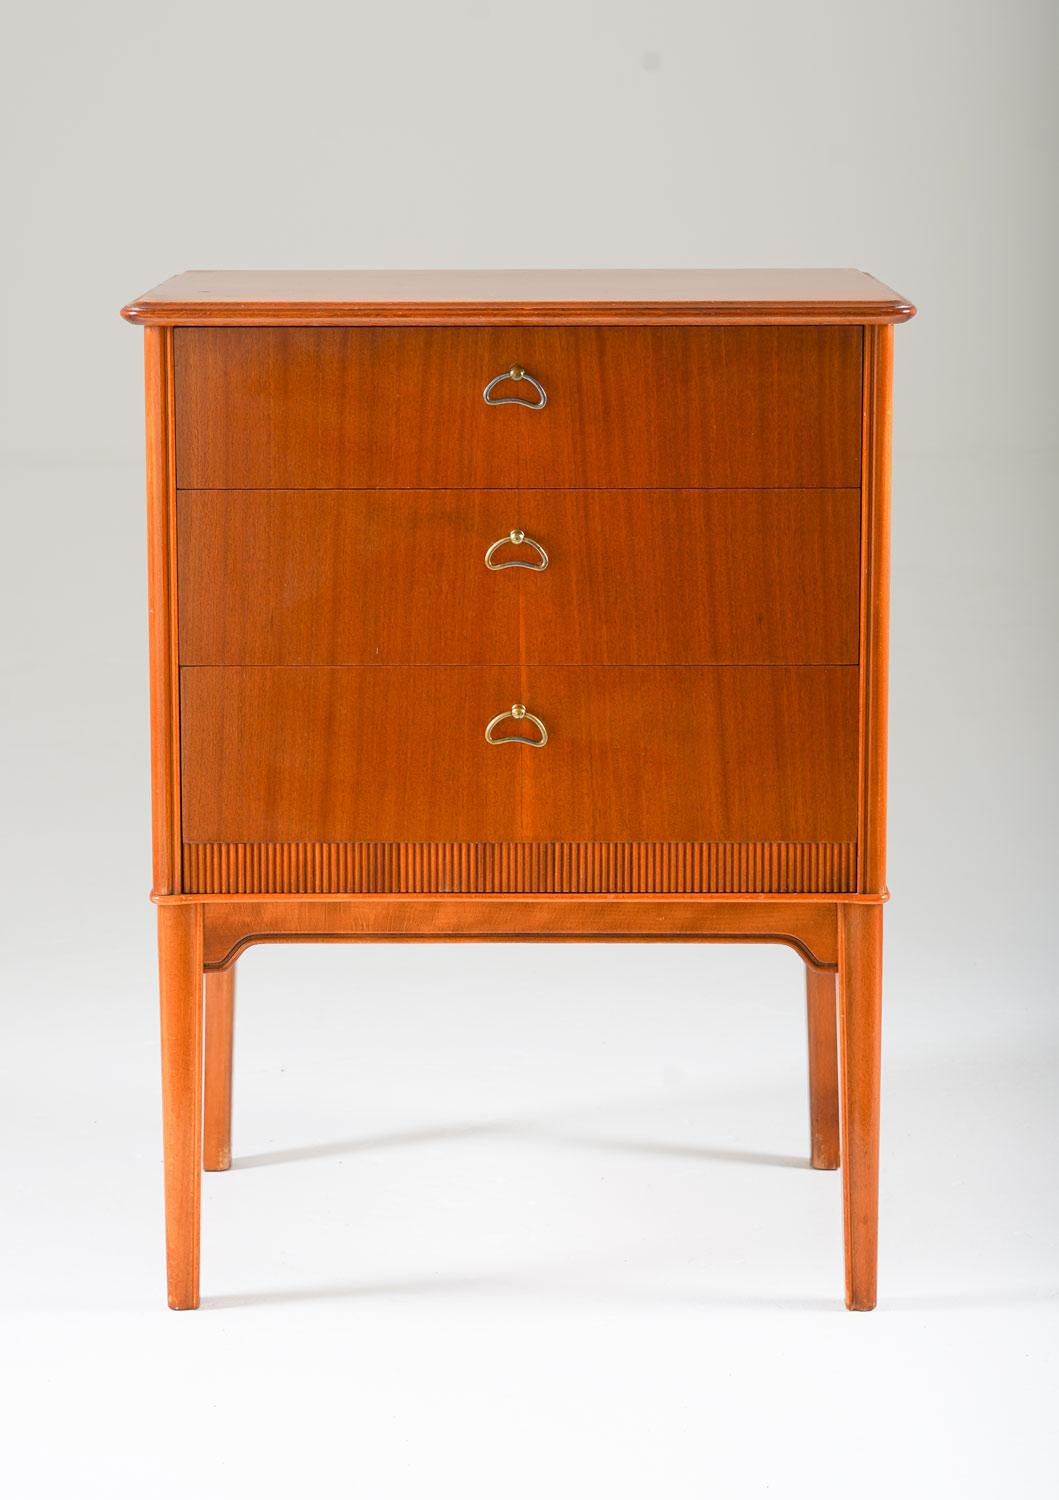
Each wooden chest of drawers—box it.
[123,268,914,1310]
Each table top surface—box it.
[122,269,915,326]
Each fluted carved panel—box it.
[183,841,856,895]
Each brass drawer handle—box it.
[484,529,549,572]
[482,364,548,409]
[484,703,548,747]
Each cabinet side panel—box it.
[857,325,893,893]
[145,327,181,895]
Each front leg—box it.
[838,902,883,1311]
[158,903,204,1309]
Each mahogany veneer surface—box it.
[123,267,915,326]
[177,488,861,667]
[173,326,863,489]
[180,665,859,845]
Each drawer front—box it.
[178,489,861,666]
[181,666,523,845]
[174,326,862,490]
[181,665,857,856]
[517,667,858,842]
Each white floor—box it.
[2,454,1057,1497]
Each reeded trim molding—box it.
[183,840,856,896]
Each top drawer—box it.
[174,326,863,490]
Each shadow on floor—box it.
[200,1278,1059,1315]
[233,1118,812,1173]
[201,1274,840,1314]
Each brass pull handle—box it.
[482,364,548,409]
[484,703,548,747]
[484,529,549,572]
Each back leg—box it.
[806,965,840,1170]
[203,965,236,1172]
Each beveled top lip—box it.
[122,268,916,327]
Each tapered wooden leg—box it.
[806,966,840,1170]
[838,903,883,1311]
[158,903,204,1310]
[203,965,236,1172]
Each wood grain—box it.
[144,328,180,895]
[158,902,203,1309]
[519,667,858,842]
[203,966,235,1172]
[173,326,863,490]
[177,488,861,667]
[182,840,857,896]
[806,966,840,1170]
[179,666,859,845]
[858,326,893,895]
[122,268,915,326]
[181,665,521,843]
[200,897,841,970]
[838,901,883,1309]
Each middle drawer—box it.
[178,488,860,666]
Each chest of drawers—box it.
[123,269,914,1310]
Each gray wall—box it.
[2,0,1055,463]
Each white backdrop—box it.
[1,3,1056,1497]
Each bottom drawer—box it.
[180,666,859,892]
